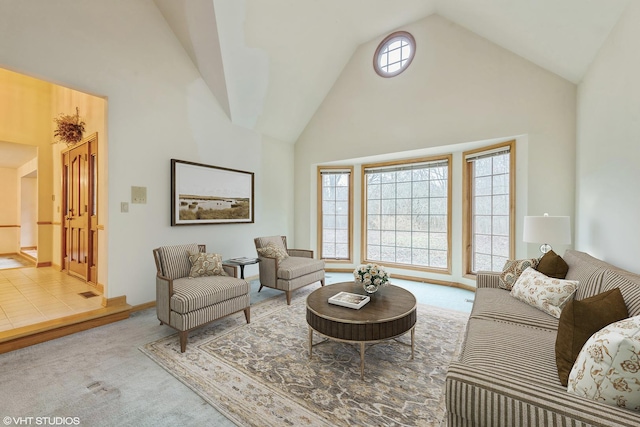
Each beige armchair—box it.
[254,236,325,305]
[153,243,250,352]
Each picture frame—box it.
[171,159,254,226]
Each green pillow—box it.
[537,249,568,279]
[555,288,628,386]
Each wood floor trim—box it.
[0,304,131,354]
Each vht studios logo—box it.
[3,417,80,426]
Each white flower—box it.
[354,263,390,286]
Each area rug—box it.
[141,287,469,427]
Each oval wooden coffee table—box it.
[306,281,417,379]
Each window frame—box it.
[462,140,516,277]
[361,155,452,274]
[317,166,354,263]
[373,31,416,78]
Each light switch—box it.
[121,202,129,213]
[131,186,147,204]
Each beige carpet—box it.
[141,286,468,427]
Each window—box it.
[363,156,451,271]
[374,31,416,78]
[318,167,353,261]
[463,141,515,275]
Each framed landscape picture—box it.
[171,159,254,226]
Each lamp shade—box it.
[523,215,571,245]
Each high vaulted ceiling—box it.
[162,0,630,145]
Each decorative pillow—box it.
[499,258,540,290]
[536,249,569,279]
[257,242,289,261]
[567,315,640,412]
[555,288,629,386]
[510,267,578,318]
[188,252,227,278]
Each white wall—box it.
[0,1,294,305]
[576,2,640,273]
[295,14,577,285]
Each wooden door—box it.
[62,133,98,283]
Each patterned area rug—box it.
[141,286,469,427]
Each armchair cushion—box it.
[257,242,289,261]
[170,276,250,314]
[158,243,200,279]
[277,256,325,280]
[188,251,228,278]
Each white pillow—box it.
[567,316,640,412]
[510,267,578,318]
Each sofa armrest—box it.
[476,271,501,289]
[222,264,238,278]
[288,248,313,258]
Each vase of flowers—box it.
[354,263,390,295]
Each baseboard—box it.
[0,305,131,354]
[36,261,52,267]
[391,273,476,292]
[325,268,476,292]
[325,268,354,273]
[93,282,105,294]
[132,301,156,312]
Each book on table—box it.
[228,257,258,263]
[328,291,370,309]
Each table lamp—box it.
[523,213,571,257]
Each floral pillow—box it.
[257,242,289,261]
[188,252,227,278]
[510,267,578,318]
[567,316,640,412]
[499,258,539,290]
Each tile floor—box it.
[0,267,103,332]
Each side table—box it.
[223,257,260,279]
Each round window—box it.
[373,31,416,78]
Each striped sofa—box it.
[152,243,250,352]
[445,250,640,427]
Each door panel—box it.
[62,133,99,283]
[64,143,89,279]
